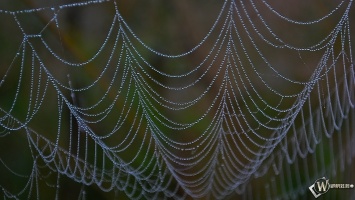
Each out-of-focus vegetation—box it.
[0,0,354,199]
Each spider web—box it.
[0,0,354,199]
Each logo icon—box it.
[309,177,330,198]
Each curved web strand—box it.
[0,0,354,199]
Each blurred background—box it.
[0,0,354,199]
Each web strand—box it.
[0,0,354,199]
